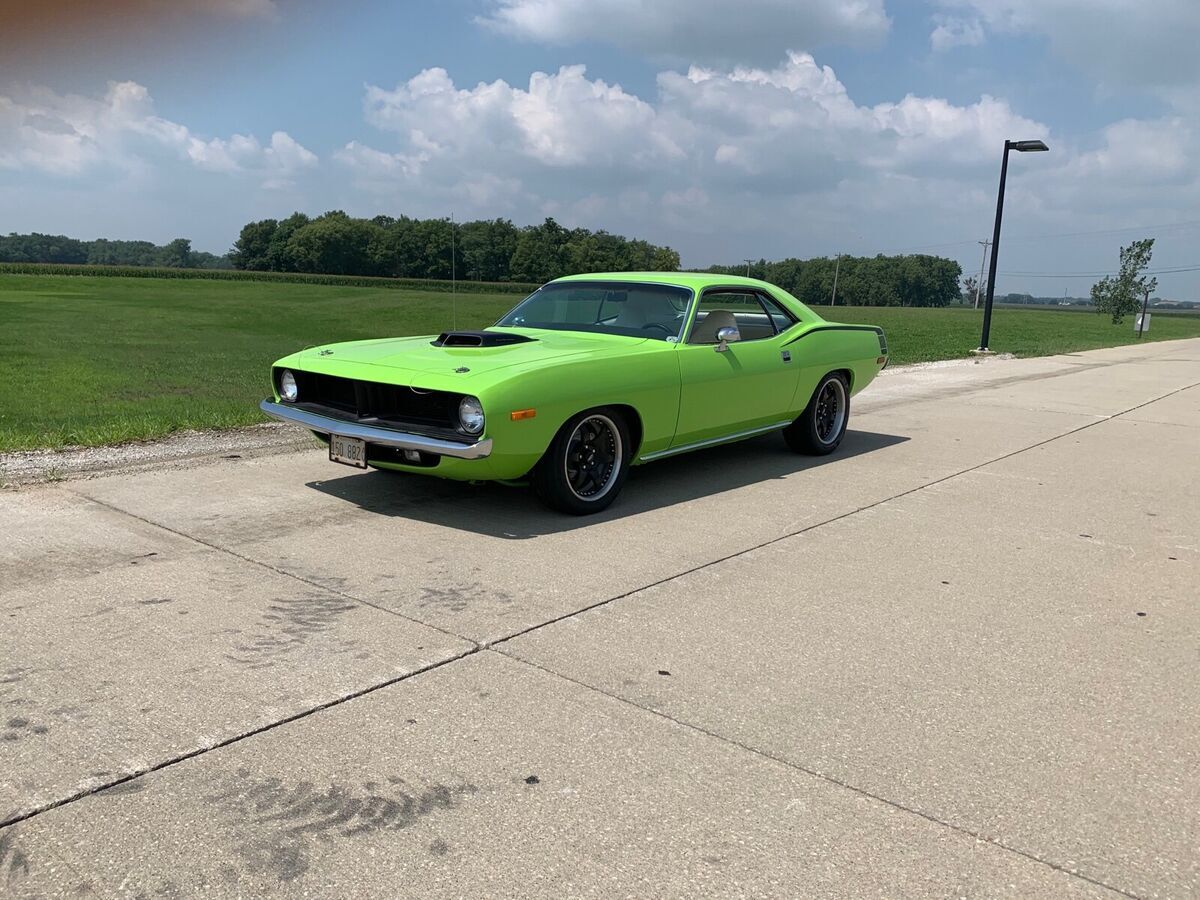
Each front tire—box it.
[532,409,631,514]
[784,372,849,455]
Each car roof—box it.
[545,271,824,324]
[550,272,778,291]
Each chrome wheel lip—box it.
[564,413,622,502]
[815,378,847,444]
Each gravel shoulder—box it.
[0,422,320,486]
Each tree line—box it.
[4,220,970,308]
[0,233,230,269]
[711,254,963,307]
[230,211,681,282]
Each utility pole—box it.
[830,253,842,306]
[974,240,990,309]
[451,213,457,330]
[743,258,753,278]
[1137,286,1150,338]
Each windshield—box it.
[496,281,692,341]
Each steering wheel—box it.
[641,322,674,337]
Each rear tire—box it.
[532,408,631,514]
[784,372,849,455]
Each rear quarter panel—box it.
[784,324,886,413]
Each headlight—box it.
[458,396,484,435]
[280,370,298,402]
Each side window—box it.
[757,293,797,332]
[689,292,755,343]
[688,290,791,343]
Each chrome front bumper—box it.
[259,400,493,460]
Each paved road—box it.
[2,339,1197,898]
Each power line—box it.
[1006,219,1200,242]
[886,237,984,253]
[888,218,1200,255]
[998,263,1200,279]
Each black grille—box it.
[277,369,463,435]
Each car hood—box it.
[296,328,648,382]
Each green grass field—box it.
[4,273,1199,451]
[815,303,1200,362]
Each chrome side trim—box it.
[638,420,792,462]
[259,400,492,460]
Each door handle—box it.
[781,350,792,363]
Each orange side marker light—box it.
[511,408,537,421]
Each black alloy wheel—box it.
[564,414,622,501]
[783,372,850,455]
[814,378,846,444]
[533,409,632,514]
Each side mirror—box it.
[715,325,741,352]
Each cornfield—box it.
[0,262,539,295]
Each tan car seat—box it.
[611,292,661,329]
[689,309,737,343]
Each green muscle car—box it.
[261,273,888,514]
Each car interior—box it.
[687,291,794,344]
[499,283,794,344]
[688,309,739,343]
[607,289,685,338]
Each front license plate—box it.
[329,434,368,468]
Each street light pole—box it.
[976,139,1049,353]
[978,145,1011,351]
[743,258,753,278]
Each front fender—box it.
[477,349,680,477]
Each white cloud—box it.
[0,81,315,186]
[337,53,1057,253]
[0,96,93,174]
[334,49,1200,295]
[359,65,683,171]
[870,94,1045,164]
[349,51,1045,196]
[335,140,430,180]
[662,53,1045,177]
[929,15,984,51]
[477,0,890,64]
[1054,117,1193,189]
[260,132,319,187]
[935,0,1200,91]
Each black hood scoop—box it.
[430,330,537,348]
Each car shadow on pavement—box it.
[303,429,909,539]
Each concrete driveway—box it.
[2,339,1197,898]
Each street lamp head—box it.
[1010,139,1049,152]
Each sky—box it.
[2,0,1199,299]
